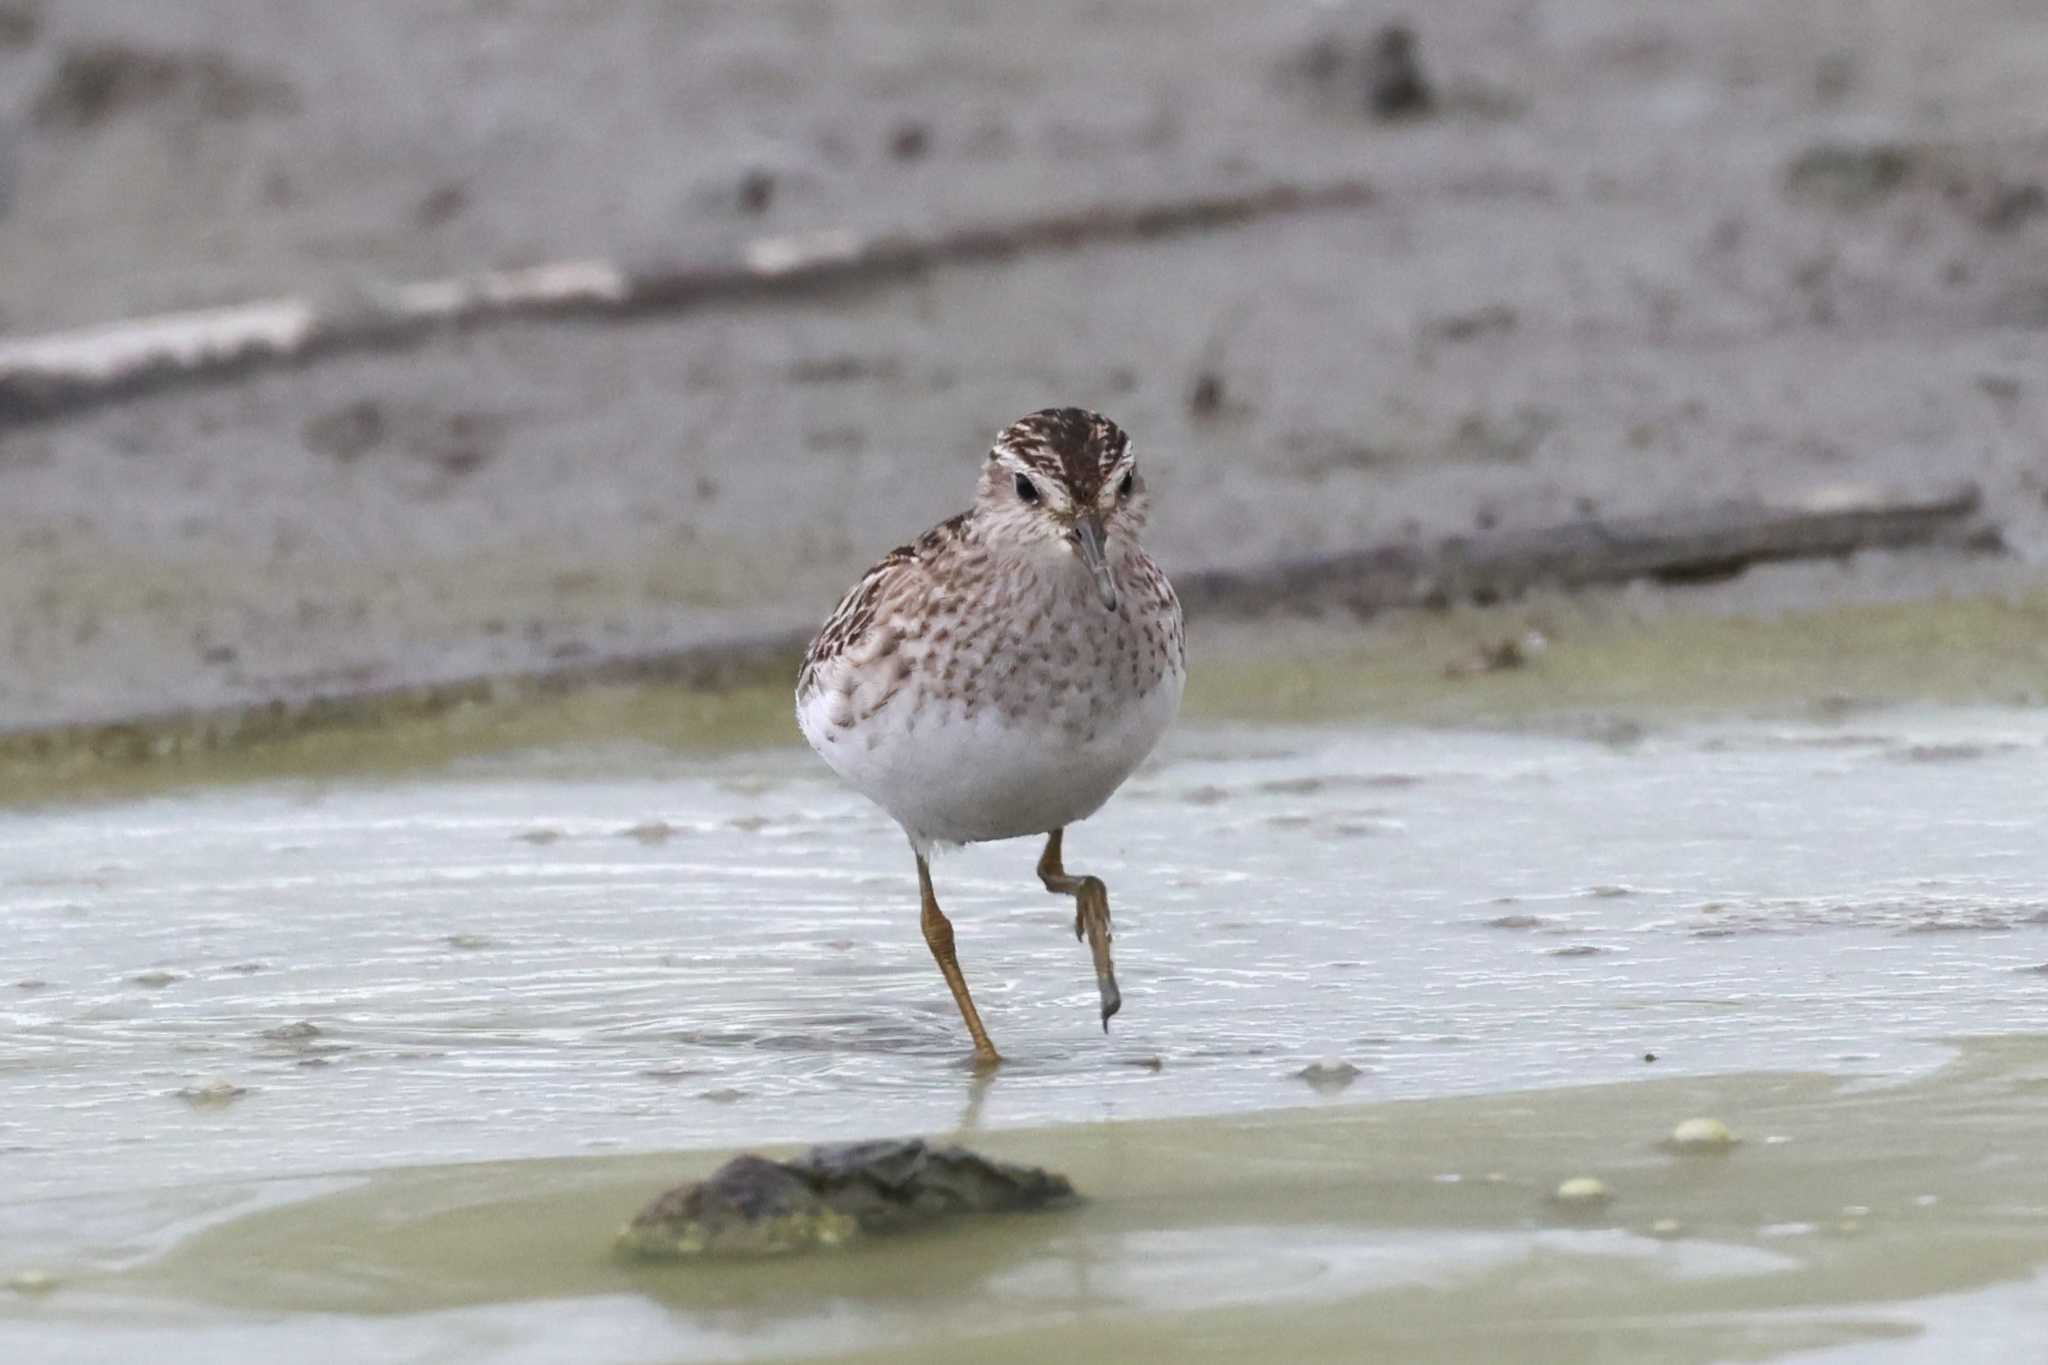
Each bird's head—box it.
[973,407,1147,611]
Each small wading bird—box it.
[796,408,1185,1066]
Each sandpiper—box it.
[796,408,1185,1065]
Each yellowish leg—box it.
[1036,828,1122,1029]
[917,854,1002,1067]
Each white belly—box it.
[799,665,1182,852]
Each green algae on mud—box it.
[45,1036,2048,1363]
[7,588,2048,807]
[1186,588,2048,727]
[0,677,799,808]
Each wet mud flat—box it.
[5,702,2048,1358]
[8,1042,2048,1363]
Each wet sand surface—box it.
[4,707,2047,1358]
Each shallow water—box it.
[5,707,2048,1358]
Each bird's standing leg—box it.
[1036,828,1122,1029]
[916,854,1002,1067]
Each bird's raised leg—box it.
[1036,828,1122,1029]
[916,854,1002,1067]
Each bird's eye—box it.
[1013,472,1040,504]
[1116,471,1136,498]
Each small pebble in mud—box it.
[259,1020,320,1042]
[14,979,48,991]
[699,1088,748,1105]
[1444,632,1543,679]
[302,400,384,462]
[1125,1055,1165,1072]
[887,121,930,161]
[1783,141,1911,207]
[1187,370,1225,419]
[1663,1117,1740,1154]
[1486,914,1544,930]
[737,168,776,214]
[445,933,494,951]
[1643,1052,1658,1063]
[1547,944,1606,958]
[1584,717,1648,749]
[7,1269,56,1296]
[1295,1059,1364,1091]
[1424,304,1519,345]
[1365,23,1433,120]
[0,3,40,50]
[413,181,468,229]
[619,820,679,845]
[1551,1176,1612,1209]
[1296,32,1345,84]
[1978,375,2024,404]
[514,828,563,845]
[177,1079,249,1108]
[130,969,181,988]
[1814,51,1855,102]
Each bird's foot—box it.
[1076,887,1120,1030]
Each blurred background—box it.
[2,0,2046,734]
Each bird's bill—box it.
[1071,516,1118,611]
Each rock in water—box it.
[618,1139,1078,1259]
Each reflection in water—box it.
[958,1069,995,1133]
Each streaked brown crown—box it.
[991,408,1131,503]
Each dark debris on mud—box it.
[618,1139,1078,1259]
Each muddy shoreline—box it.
[8,581,2047,808]
[0,479,1994,772]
